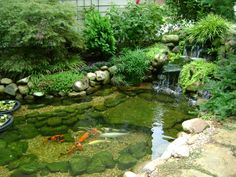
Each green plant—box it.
[179,60,218,92]
[112,49,150,85]
[107,3,163,49]
[201,55,236,118]
[144,43,169,60]
[84,8,116,57]
[31,71,84,94]
[185,14,229,45]
[166,0,235,20]
[0,0,84,76]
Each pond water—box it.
[0,85,193,177]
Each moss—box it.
[47,117,62,126]
[17,124,39,139]
[39,126,68,136]
[117,153,137,170]
[47,161,69,173]
[104,97,158,128]
[0,130,21,143]
[0,149,18,165]
[63,117,78,125]
[104,94,127,108]
[128,142,147,159]
[69,156,90,175]
[0,139,7,149]
[8,141,28,156]
[87,160,105,174]
[34,120,47,128]
[7,154,38,170]
[92,151,115,168]
[19,162,43,174]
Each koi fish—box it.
[88,140,111,145]
[100,132,129,138]
[47,134,64,143]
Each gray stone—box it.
[27,81,34,89]
[15,94,23,100]
[87,72,96,81]
[1,78,13,85]
[0,85,4,94]
[18,85,29,95]
[102,70,110,84]
[180,169,212,177]
[214,128,236,147]
[136,172,148,177]
[24,95,34,100]
[142,158,165,172]
[172,145,190,158]
[162,35,179,43]
[73,78,89,91]
[68,91,86,97]
[101,66,108,70]
[4,83,18,96]
[17,77,30,84]
[154,53,168,64]
[90,80,100,87]
[182,118,209,134]
[123,171,136,177]
[95,70,106,81]
[58,91,66,97]
[187,134,200,145]
[33,92,44,97]
[108,65,117,75]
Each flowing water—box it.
[0,85,193,177]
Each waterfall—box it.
[154,64,182,96]
[183,45,203,60]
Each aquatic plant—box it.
[179,60,218,92]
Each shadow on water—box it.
[0,86,193,177]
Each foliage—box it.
[84,8,116,57]
[179,60,218,92]
[31,71,84,94]
[144,43,169,60]
[0,0,84,76]
[80,61,113,74]
[107,3,163,49]
[166,0,235,21]
[201,55,236,118]
[112,49,150,85]
[185,14,229,45]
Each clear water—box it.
[0,86,192,177]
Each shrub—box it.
[179,60,218,92]
[166,0,235,21]
[112,49,150,85]
[201,55,236,119]
[31,71,84,94]
[84,8,116,57]
[185,14,229,45]
[0,0,84,77]
[107,3,163,49]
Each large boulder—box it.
[4,83,18,96]
[1,78,13,85]
[87,73,96,81]
[73,78,89,91]
[162,35,179,43]
[182,118,209,134]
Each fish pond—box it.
[0,85,193,177]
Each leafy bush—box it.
[185,14,229,45]
[144,43,169,60]
[107,3,163,49]
[166,0,235,20]
[84,8,116,57]
[112,49,150,85]
[31,71,84,94]
[201,55,236,119]
[179,60,218,92]
[0,0,84,76]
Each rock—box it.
[142,158,165,172]
[17,77,30,84]
[1,78,13,85]
[172,145,190,158]
[47,117,62,126]
[92,151,115,169]
[73,78,89,91]
[160,149,172,160]
[47,161,69,172]
[24,95,34,100]
[118,154,137,170]
[95,70,106,81]
[87,72,96,81]
[214,128,236,147]
[7,154,38,170]
[128,142,147,159]
[15,94,23,100]
[68,91,86,97]
[18,85,29,95]
[101,66,108,70]
[187,134,200,145]
[19,162,41,174]
[4,83,18,96]
[196,144,236,177]
[39,126,68,136]
[182,118,209,134]
[0,85,4,94]
[102,70,110,84]
[33,92,44,97]
[0,149,18,165]
[87,160,105,174]
[154,53,168,65]
[90,80,99,87]
[86,85,101,94]
[8,141,28,156]
[69,156,90,175]
[177,132,189,138]
[27,81,34,89]
[17,124,39,139]
[180,169,212,177]
[136,172,148,177]
[172,46,180,53]
[162,35,179,43]
[108,65,117,75]
[123,171,137,177]
[58,91,66,97]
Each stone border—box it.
[123,118,216,177]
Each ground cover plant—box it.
[0,0,84,77]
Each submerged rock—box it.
[47,117,62,126]
[87,160,105,174]
[7,154,38,170]
[118,154,137,170]
[69,156,90,175]
[47,161,69,172]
